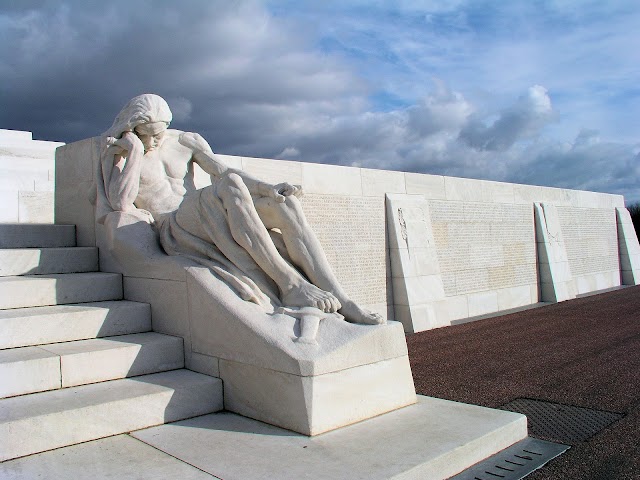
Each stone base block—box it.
[131,395,527,480]
[220,355,416,435]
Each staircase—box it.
[0,224,223,461]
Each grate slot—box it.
[450,437,569,480]
[495,466,515,472]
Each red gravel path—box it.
[406,285,640,480]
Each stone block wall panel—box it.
[0,129,63,223]
[556,206,620,294]
[616,207,640,285]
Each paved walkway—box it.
[407,285,640,480]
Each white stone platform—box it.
[0,396,527,480]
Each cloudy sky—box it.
[1,0,638,202]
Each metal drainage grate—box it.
[500,398,624,444]
[450,437,569,480]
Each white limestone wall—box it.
[556,206,621,293]
[429,200,538,318]
[0,129,63,223]
[54,139,634,334]
[384,174,627,331]
[210,162,628,331]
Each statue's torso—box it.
[135,130,196,217]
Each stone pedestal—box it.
[55,138,416,436]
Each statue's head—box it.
[104,94,172,143]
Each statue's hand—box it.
[136,208,155,225]
[107,131,143,155]
[267,182,303,203]
[120,206,154,225]
[178,132,212,154]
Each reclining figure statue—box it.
[97,93,383,325]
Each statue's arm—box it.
[103,132,145,212]
[180,132,303,202]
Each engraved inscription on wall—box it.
[429,201,536,296]
[301,194,387,306]
[557,207,619,276]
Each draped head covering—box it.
[103,94,172,139]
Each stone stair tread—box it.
[0,300,146,320]
[0,247,99,276]
[0,224,76,249]
[0,346,60,398]
[0,369,224,461]
[0,272,122,309]
[0,301,151,349]
[41,331,180,356]
[0,332,185,398]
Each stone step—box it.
[0,301,151,349]
[0,272,122,309]
[0,369,223,461]
[0,247,99,276]
[0,332,185,398]
[0,224,76,249]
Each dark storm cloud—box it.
[0,0,362,148]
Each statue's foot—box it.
[281,281,341,313]
[340,299,385,325]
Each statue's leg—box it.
[217,173,340,313]
[254,195,384,325]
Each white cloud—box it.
[406,80,472,138]
[459,85,553,151]
[167,97,193,123]
[0,0,638,203]
[276,147,300,159]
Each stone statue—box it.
[97,94,383,325]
